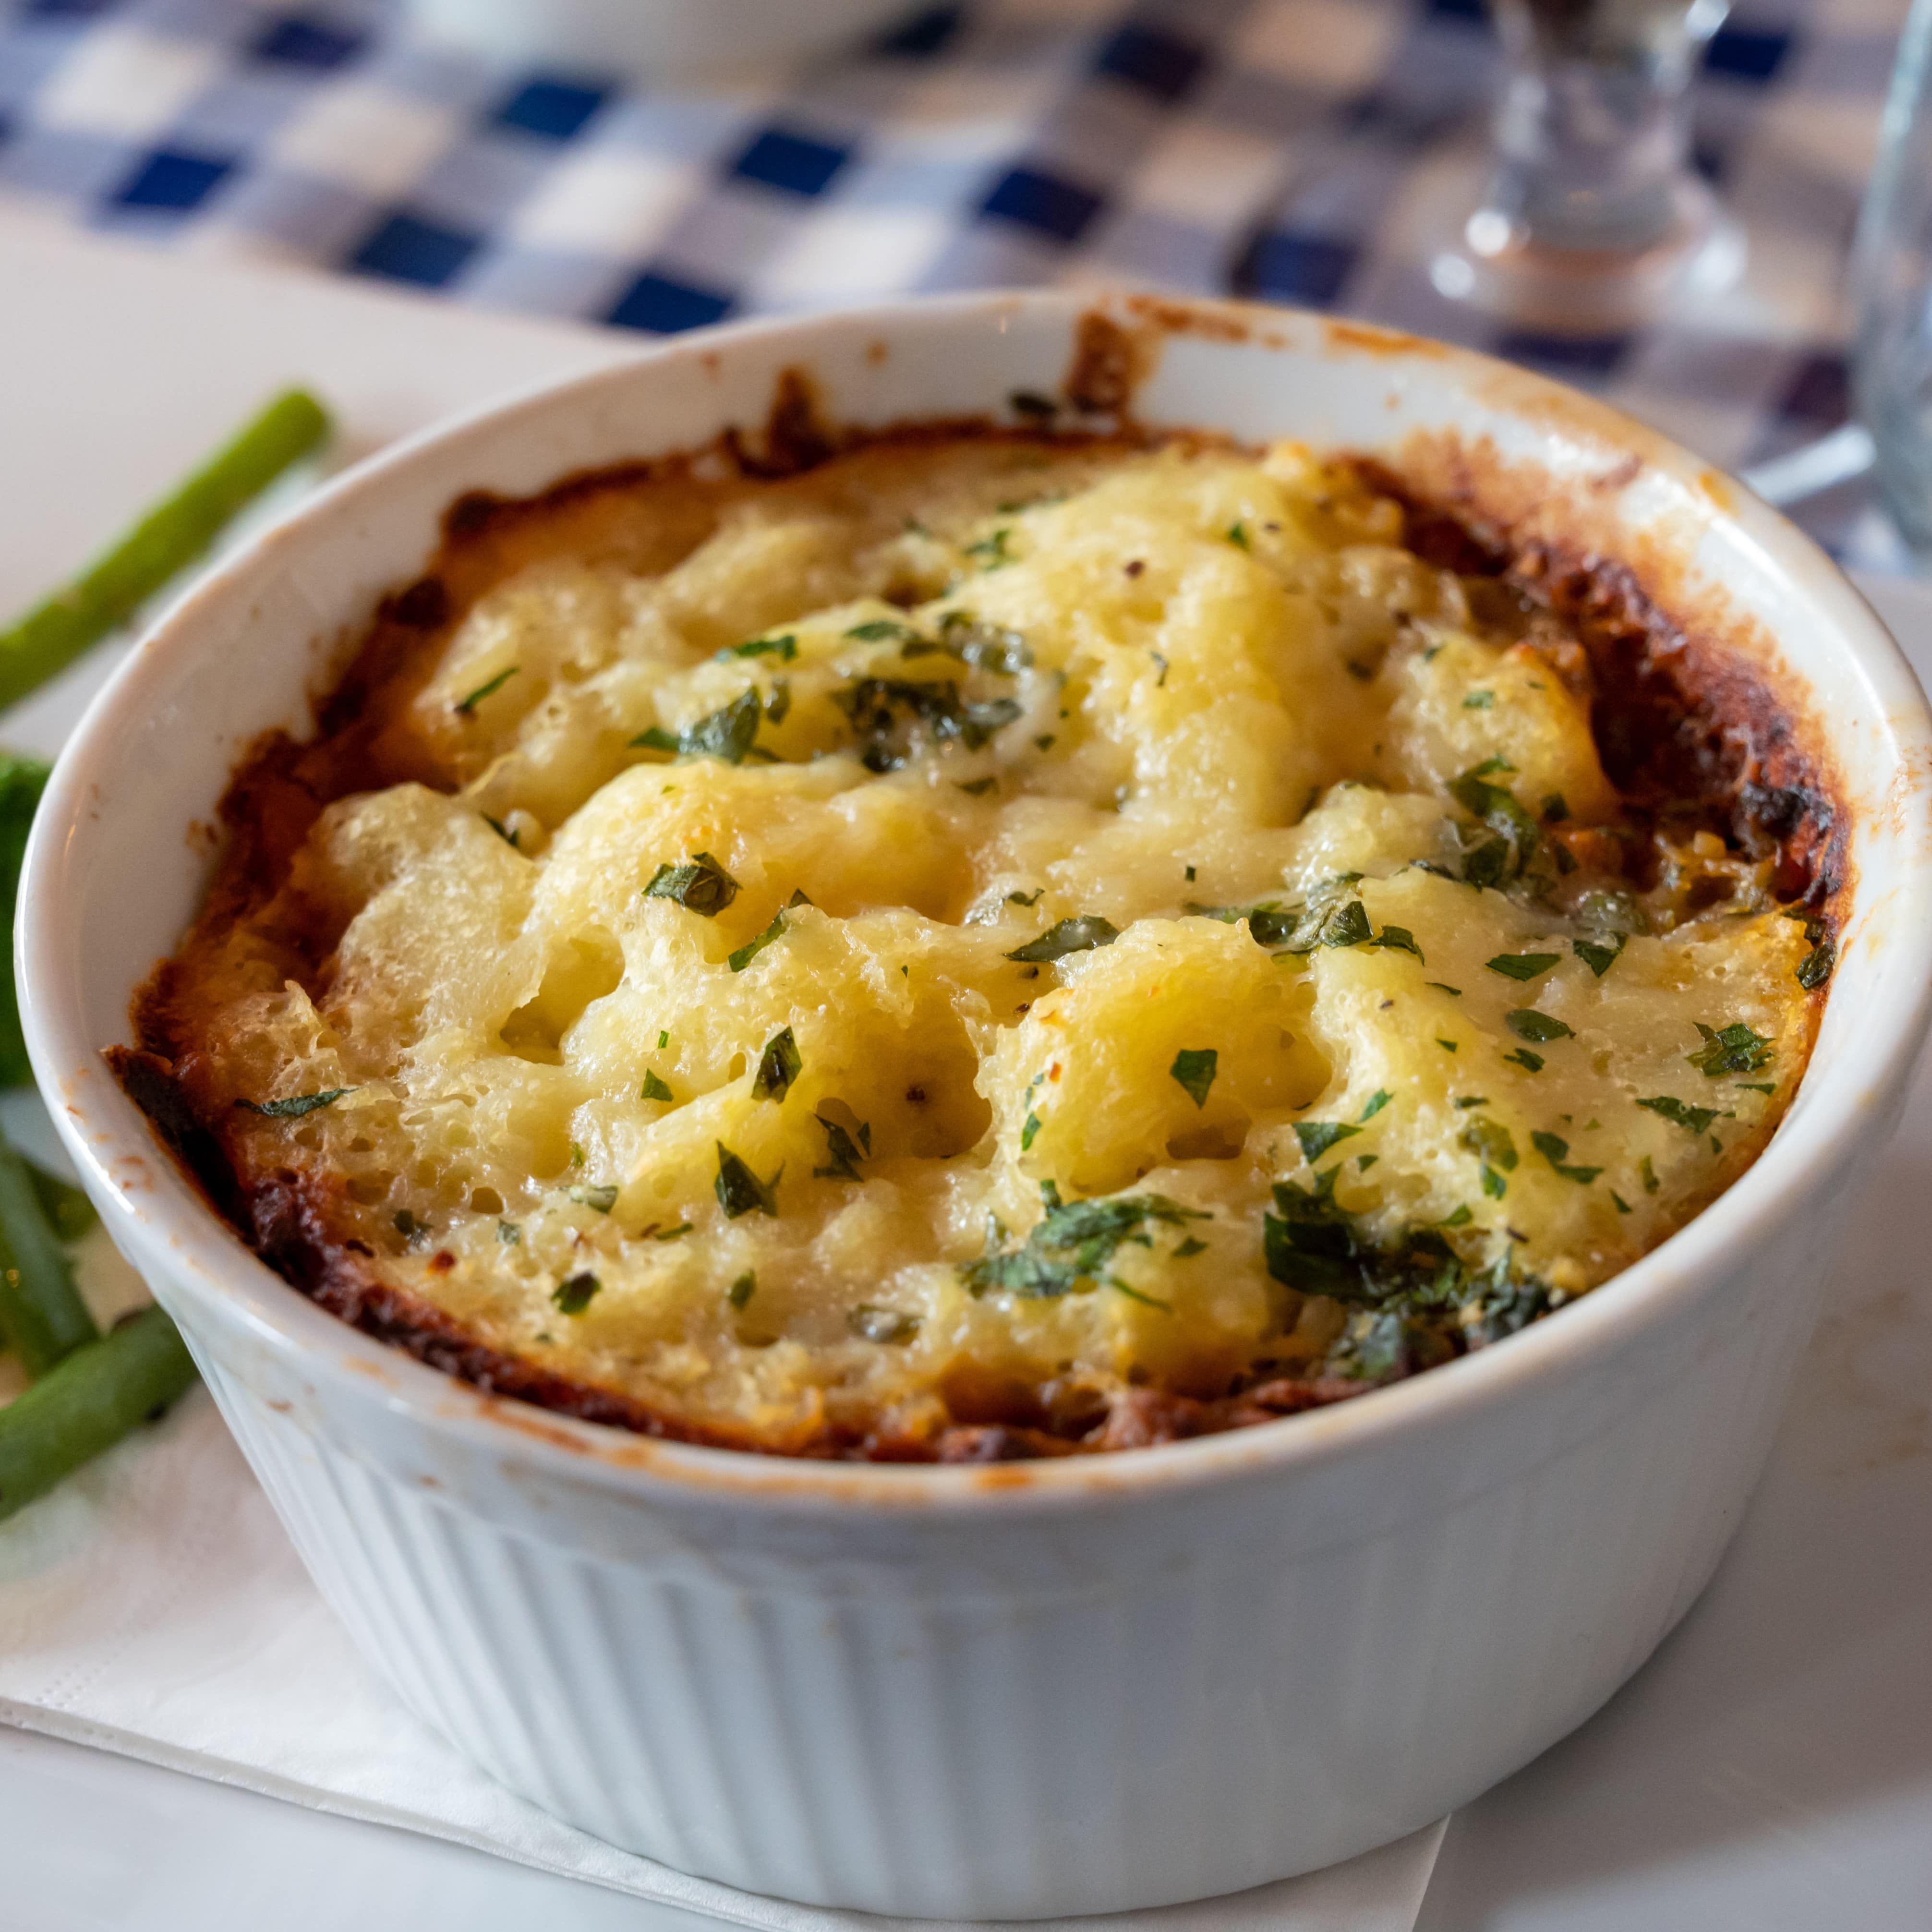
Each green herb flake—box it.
[1227,521,1251,549]
[1739,1080,1777,1095]
[497,1221,520,1244]
[1439,1204,1474,1228]
[964,527,1014,568]
[1611,1191,1632,1214]
[1687,1020,1773,1077]
[1007,887,1044,907]
[1372,924,1424,962]
[1006,915,1120,964]
[454,665,519,715]
[568,1183,618,1214]
[720,632,798,662]
[1486,952,1561,982]
[394,1209,423,1238]
[1170,1047,1218,1109]
[240,1087,352,1119]
[1463,689,1495,709]
[1428,982,1463,997]
[1504,1048,1545,1073]
[1797,940,1836,990]
[845,617,918,643]
[1461,1117,1519,1172]
[570,1143,585,1167]
[728,909,788,972]
[813,1115,868,1181]
[1111,1279,1173,1311]
[1020,1112,1043,1152]
[963,1191,1208,1301]
[631,687,766,765]
[655,1222,694,1241]
[1360,1088,1393,1122]
[1294,1119,1361,1162]
[1530,1129,1601,1184]
[657,1029,670,1049]
[1506,1009,1574,1043]
[1572,934,1626,977]
[482,813,519,849]
[753,1026,801,1102]
[848,1304,919,1343]
[714,1142,779,1218]
[1438,1038,1458,1052]
[552,1272,600,1316]
[1635,1095,1719,1135]
[955,775,998,797]
[1174,1236,1208,1258]
[644,851,740,917]
[728,1271,757,1310]
[1639,1155,1659,1195]
[1357,1153,1378,1172]
[641,1070,674,1103]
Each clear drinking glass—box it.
[1854,0,1932,563]
[1432,0,1743,332]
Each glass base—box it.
[1428,174,1746,336]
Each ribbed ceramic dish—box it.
[21,291,1932,1920]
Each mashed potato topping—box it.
[139,432,1825,1457]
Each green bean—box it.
[0,1305,196,1521]
[0,388,331,710]
[25,1158,97,1244]
[0,1138,97,1377]
[0,752,51,1086]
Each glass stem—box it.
[1483,0,1730,256]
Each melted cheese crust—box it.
[160,435,1817,1455]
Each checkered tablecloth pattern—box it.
[0,0,1910,554]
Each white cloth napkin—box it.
[0,1367,1443,1931]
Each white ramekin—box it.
[20,293,1932,1920]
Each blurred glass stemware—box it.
[1432,0,1744,333]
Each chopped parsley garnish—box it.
[765,679,791,726]
[641,1070,674,1103]
[1611,1191,1632,1213]
[845,617,918,643]
[848,1304,920,1343]
[1797,938,1835,990]
[1170,1048,1218,1108]
[632,687,768,764]
[1111,1280,1172,1311]
[1530,1130,1600,1183]
[813,1114,869,1181]
[454,666,519,714]
[728,908,788,972]
[1739,1080,1776,1095]
[498,1222,520,1244]
[1486,952,1560,982]
[394,1209,423,1238]
[1505,1009,1573,1043]
[1504,1048,1544,1072]
[1462,690,1494,709]
[753,1026,801,1101]
[1639,1155,1659,1194]
[1428,982,1463,997]
[964,527,1014,567]
[655,1222,694,1241]
[1572,934,1625,977]
[728,1271,757,1310]
[1460,1117,1517,1198]
[962,1192,1208,1301]
[482,813,519,849]
[1635,1095,1718,1135]
[568,1183,618,1214]
[956,775,998,797]
[1447,765,1540,886]
[1021,1111,1043,1151]
[1227,521,1250,549]
[552,1272,600,1316]
[1007,887,1044,907]
[719,632,797,661]
[240,1087,352,1119]
[1173,1236,1208,1258]
[1688,1021,1772,1076]
[644,851,739,916]
[832,675,1022,772]
[657,1029,670,1049]
[1006,915,1120,964]
[1438,1037,1458,1052]
[1372,924,1424,961]
[714,1142,779,1218]
[1294,1119,1361,1162]
[899,611,1033,675]
[1360,1088,1393,1122]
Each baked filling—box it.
[122,425,1837,1460]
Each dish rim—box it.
[22,287,1932,1516]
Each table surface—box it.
[3,213,1932,1931]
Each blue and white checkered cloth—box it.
[0,0,1909,557]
